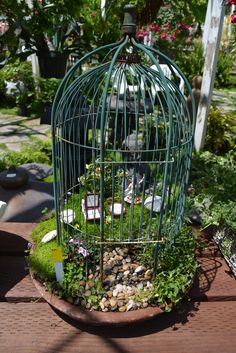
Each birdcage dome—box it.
[51,5,195,273]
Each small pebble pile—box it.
[74,247,154,312]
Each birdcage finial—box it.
[122,4,136,36]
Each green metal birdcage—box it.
[51,5,195,275]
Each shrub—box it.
[0,138,52,172]
[176,40,204,82]
[204,107,236,156]
[0,78,6,104]
[0,60,35,115]
[30,77,61,117]
[215,50,234,88]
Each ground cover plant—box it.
[187,104,236,274]
[0,137,52,172]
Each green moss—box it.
[28,240,57,281]
[29,217,58,281]
[31,217,56,244]
[64,191,157,243]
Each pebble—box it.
[87,280,95,288]
[110,305,118,311]
[104,300,110,308]
[117,300,124,307]
[144,269,153,280]
[123,270,130,276]
[117,293,126,300]
[131,263,139,270]
[126,300,135,311]
[117,249,124,257]
[109,298,117,307]
[135,265,145,274]
[115,283,123,293]
[116,273,124,281]
[107,274,116,283]
[137,283,144,291]
[122,264,130,271]
[100,302,105,310]
[113,266,119,274]
[114,255,122,261]
[113,289,118,297]
[75,246,155,312]
[106,290,113,298]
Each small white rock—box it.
[126,300,135,311]
[123,270,130,277]
[113,290,118,297]
[137,283,144,291]
[100,302,105,310]
[115,284,123,293]
[135,265,145,274]
[41,230,57,243]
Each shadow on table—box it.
[52,300,200,338]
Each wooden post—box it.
[202,0,214,52]
[194,0,225,151]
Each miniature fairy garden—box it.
[28,158,198,314]
[28,218,198,313]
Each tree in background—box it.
[0,0,86,76]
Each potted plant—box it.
[0,0,85,78]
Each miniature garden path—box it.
[0,222,236,353]
[0,113,51,151]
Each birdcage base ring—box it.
[31,272,165,327]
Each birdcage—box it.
[51,5,195,276]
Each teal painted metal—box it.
[51,5,195,273]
